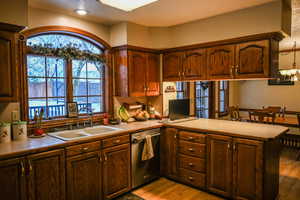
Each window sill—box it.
[28,113,108,130]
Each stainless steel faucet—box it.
[79,106,94,127]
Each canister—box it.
[0,123,11,143]
[12,121,27,141]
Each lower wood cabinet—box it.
[102,144,131,200]
[160,128,179,179]
[207,135,263,200]
[0,157,26,200]
[207,134,233,198]
[66,152,102,200]
[0,149,65,200]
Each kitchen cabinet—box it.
[0,29,19,102]
[207,45,235,80]
[160,128,179,179]
[235,40,269,79]
[163,52,183,81]
[207,135,263,200]
[183,49,207,80]
[162,32,283,82]
[232,138,263,200]
[66,152,102,200]
[102,143,131,200]
[114,46,160,97]
[163,49,207,81]
[0,149,65,200]
[0,157,26,200]
[207,134,233,198]
[27,150,66,200]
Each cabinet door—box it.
[207,134,232,198]
[27,149,65,200]
[66,152,102,200]
[103,144,131,200]
[0,30,18,102]
[0,157,27,200]
[160,128,178,179]
[235,40,269,79]
[233,138,263,200]
[128,51,147,97]
[146,53,160,96]
[163,52,183,81]
[182,49,207,80]
[207,45,235,80]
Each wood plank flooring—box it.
[133,148,300,200]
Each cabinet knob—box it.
[235,65,239,74]
[20,161,25,177]
[188,137,194,141]
[188,176,194,181]
[188,163,194,167]
[81,147,89,152]
[28,160,33,175]
[188,148,194,152]
[114,139,121,143]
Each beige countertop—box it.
[0,120,162,160]
[165,118,289,141]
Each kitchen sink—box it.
[84,126,122,135]
[48,130,90,141]
[48,126,123,141]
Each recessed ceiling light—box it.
[98,0,159,12]
[74,9,88,16]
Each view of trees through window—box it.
[27,34,104,120]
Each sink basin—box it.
[48,130,89,141]
[48,126,123,141]
[84,126,122,135]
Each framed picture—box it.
[67,102,78,117]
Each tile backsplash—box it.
[0,103,20,122]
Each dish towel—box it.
[142,135,154,161]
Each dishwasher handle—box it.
[132,133,160,144]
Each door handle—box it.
[104,153,108,161]
[235,65,239,74]
[28,160,33,176]
[20,161,25,176]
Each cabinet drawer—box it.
[179,140,206,158]
[179,154,206,173]
[66,141,101,157]
[179,131,206,143]
[179,168,206,189]
[102,135,130,148]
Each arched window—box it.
[23,28,109,121]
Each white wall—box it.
[27,7,111,44]
[0,0,28,26]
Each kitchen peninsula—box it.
[0,118,288,200]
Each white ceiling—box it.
[29,0,276,27]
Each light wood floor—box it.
[133,148,300,200]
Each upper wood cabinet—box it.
[235,40,269,79]
[207,45,235,80]
[162,32,283,82]
[0,30,19,102]
[183,49,207,80]
[163,52,183,81]
[163,50,207,81]
[102,143,131,200]
[114,46,160,97]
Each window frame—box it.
[176,82,189,99]
[218,80,229,117]
[194,81,215,119]
[20,26,112,127]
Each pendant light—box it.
[279,41,300,81]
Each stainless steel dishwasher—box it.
[131,128,160,189]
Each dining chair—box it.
[263,106,285,118]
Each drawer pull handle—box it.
[188,148,194,152]
[188,137,194,140]
[114,139,121,143]
[188,176,194,181]
[188,163,194,167]
[81,147,89,152]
